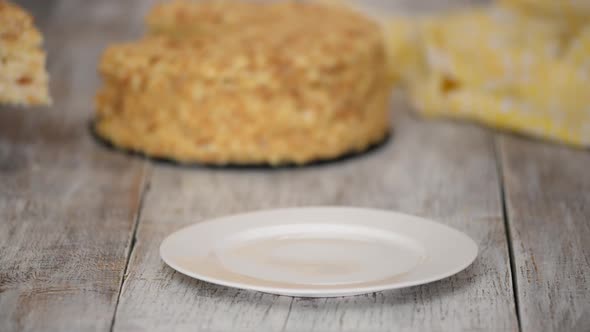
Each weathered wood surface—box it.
[2,0,589,331]
[499,136,590,332]
[112,105,518,331]
[0,1,149,331]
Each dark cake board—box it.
[89,120,391,170]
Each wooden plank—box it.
[498,136,590,332]
[113,102,518,331]
[0,1,150,331]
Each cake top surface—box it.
[146,0,376,36]
[101,1,382,78]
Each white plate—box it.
[160,207,478,297]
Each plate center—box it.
[214,224,425,286]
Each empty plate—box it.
[160,207,478,297]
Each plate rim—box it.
[160,206,479,297]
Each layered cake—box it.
[95,0,390,166]
[0,0,51,105]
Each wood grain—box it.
[0,1,149,331]
[6,0,590,331]
[112,102,518,331]
[499,136,590,332]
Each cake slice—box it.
[0,0,51,105]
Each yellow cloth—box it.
[385,3,590,147]
[500,0,590,31]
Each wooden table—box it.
[1,1,589,331]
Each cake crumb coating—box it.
[96,0,390,165]
[0,0,51,106]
